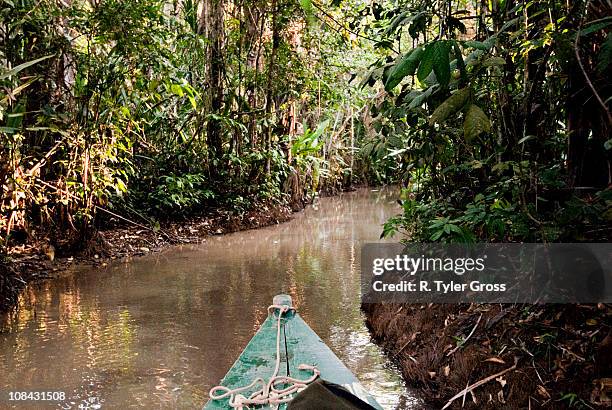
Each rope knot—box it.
[209,304,319,409]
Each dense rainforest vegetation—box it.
[367,0,611,244]
[0,0,374,252]
[2,0,609,255]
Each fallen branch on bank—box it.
[441,357,518,410]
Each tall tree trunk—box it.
[244,3,262,147]
[491,0,518,154]
[521,1,548,148]
[201,0,225,173]
[264,0,280,174]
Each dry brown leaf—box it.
[537,385,551,399]
[599,378,612,405]
[496,376,507,388]
[497,390,505,404]
[485,357,506,364]
[443,365,450,376]
[428,371,436,379]
[586,318,598,326]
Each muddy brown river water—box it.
[0,187,422,409]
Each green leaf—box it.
[418,42,451,86]
[429,88,470,125]
[482,56,505,67]
[417,43,435,82]
[170,83,184,96]
[0,76,37,105]
[580,17,612,36]
[384,47,424,91]
[452,41,466,80]
[0,55,54,80]
[6,104,24,131]
[518,135,536,144]
[408,13,428,39]
[465,49,485,67]
[408,86,434,109]
[463,104,491,142]
[430,229,443,241]
[187,95,197,109]
[432,41,451,87]
[299,0,314,18]
[597,33,612,74]
[449,224,462,234]
[463,40,491,50]
[381,11,411,37]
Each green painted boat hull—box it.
[204,296,382,409]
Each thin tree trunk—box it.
[245,4,262,147]
[264,0,280,174]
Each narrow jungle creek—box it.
[3,1,610,408]
[0,187,422,409]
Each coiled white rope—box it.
[209,304,320,409]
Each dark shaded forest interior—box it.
[1,0,611,408]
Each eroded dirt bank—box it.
[1,201,294,312]
[363,302,611,409]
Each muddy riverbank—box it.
[363,302,611,409]
[1,199,294,312]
